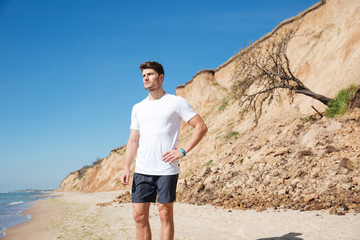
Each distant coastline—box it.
[10,189,54,194]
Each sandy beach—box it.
[2,191,360,240]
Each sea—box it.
[0,190,54,238]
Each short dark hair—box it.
[139,61,165,76]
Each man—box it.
[120,61,207,240]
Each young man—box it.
[120,61,207,240]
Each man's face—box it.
[142,68,163,91]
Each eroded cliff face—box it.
[59,0,360,211]
[176,0,360,176]
[59,147,129,192]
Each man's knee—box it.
[133,210,149,223]
[158,203,173,223]
[159,211,172,223]
[133,204,150,224]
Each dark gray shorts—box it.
[131,173,179,203]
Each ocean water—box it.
[0,190,53,238]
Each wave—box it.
[7,201,24,206]
[0,226,6,237]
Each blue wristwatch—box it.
[180,148,186,156]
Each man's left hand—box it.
[162,149,184,164]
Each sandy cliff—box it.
[59,0,360,212]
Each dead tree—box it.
[232,29,332,124]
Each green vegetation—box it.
[300,115,317,123]
[77,165,92,180]
[325,84,357,118]
[224,131,239,140]
[219,99,229,111]
[74,156,107,180]
[114,146,126,155]
[204,160,213,166]
[93,157,104,168]
[232,76,253,98]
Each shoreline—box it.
[2,191,360,239]
[0,192,61,239]
[0,191,59,239]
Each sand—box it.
[1,191,360,240]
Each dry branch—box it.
[232,29,331,124]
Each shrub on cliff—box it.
[325,84,357,118]
[77,165,92,179]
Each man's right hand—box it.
[120,169,130,185]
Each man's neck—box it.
[148,89,166,101]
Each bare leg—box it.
[158,202,174,240]
[133,202,152,240]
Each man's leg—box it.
[133,202,152,240]
[157,202,174,240]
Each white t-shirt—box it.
[130,93,198,175]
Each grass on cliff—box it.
[219,100,229,111]
[325,84,357,118]
[77,165,92,180]
[223,131,239,140]
[204,160,213,167]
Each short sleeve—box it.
[130,105,140,130]
[177,96,198,122]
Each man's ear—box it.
[159,74,164,83]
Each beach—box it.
[2,191,360,240]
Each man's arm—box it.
[162,114,208,163]
[120,129,140,185]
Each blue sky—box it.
[0,0,319,192]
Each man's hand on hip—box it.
[162,149,184,164]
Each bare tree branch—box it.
[232,29,332,124]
